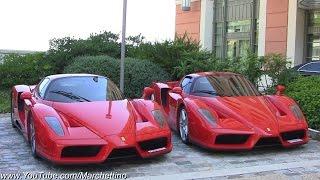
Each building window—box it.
[227,40,250,59]
[213,0,259,59]
[227,20,251,33]
[306,11,320,61]
[306,35,320,61]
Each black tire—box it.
[178,107,189,144]
[29,116,39,158]
[10,92,16,128]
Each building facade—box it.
[176,0,320,66]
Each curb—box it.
[309,128,320,141]
[0,113,10,118]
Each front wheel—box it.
[178,107,189,144]
[29,117,38,158]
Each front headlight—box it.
[152,110,166,128]
[45,117,64,136]
[198,108,217,126]
[290,104,304,120]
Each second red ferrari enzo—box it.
[11,74,172,164]
[143,72,309,150]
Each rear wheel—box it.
[178,107,189,144]
[29,117,38,158]
[10,92,16,128]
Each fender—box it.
[13,85,31,94]
[30,104,68,142]
[11,85,33,133]
[167,92,185,131]
[152,83,171,107]
[266,95,302,118]
[131,99,169,131]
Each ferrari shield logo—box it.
[121,136,126,142]
[267,128,271,132]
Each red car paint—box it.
[11,74,172,164]
[144,72,309,150]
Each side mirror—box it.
[20,92,32,100]
[143,87,155,100]
[172,87,182,95]
[276,85,286,96]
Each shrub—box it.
[0,53,52,88]
[263,54,293,86]
[173,51,238,79]
[47,31,121,73]
[0,89,10,113]
[286,76,320,130]
[64,55,171,98]
[239,51,264,86]
[129,34,201,79]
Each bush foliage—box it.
[0,89,10,113]
[0,53,52,89]
[64,56,171,98]
[286,76,320,130]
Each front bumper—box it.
[192,127,309,151]
[38,130,172,164]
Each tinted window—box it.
[181,77,192,93]
[299,62,320,72]
[38,78,50,98]
[192,75,260,97]
[45,76,124,103]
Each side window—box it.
[299,62,320,72]
[38,78,50,98]
[180,76,192,93]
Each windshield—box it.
[45,76,124,102]
[191,74,260,97]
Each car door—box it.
[167,76,193,131]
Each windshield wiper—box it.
[192,90,217,95]
[50,90,91,102]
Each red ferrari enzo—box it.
[143,72,309,150]
[11,74,172,164]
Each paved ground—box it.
[1,113,320,180]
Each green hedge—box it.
[0,53,52,88]
[0,89,10,113]
[64,55,171,98]
[286,76,320,130]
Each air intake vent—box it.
[139,137,167,151]
[281,130,306,141]
[215,134,249,144]
[61,146,101,157]
[108,148,138,159]
[255,137,281,147]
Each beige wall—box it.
[175,0,201,42]
[265,0,289,55]
[287,0,306,65]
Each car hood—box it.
[52,100,136,137]
[200,96,279,134]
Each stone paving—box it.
[0,113,320,179]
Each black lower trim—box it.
[108,148,138,159]
[281,130,306,141]
[215,134,250,144]
[61,146,101,158]
[139,137,168,151]
[255,137,281,147]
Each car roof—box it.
[294,61,320,68]
[45,74,102,80]
[187,71,241,78]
